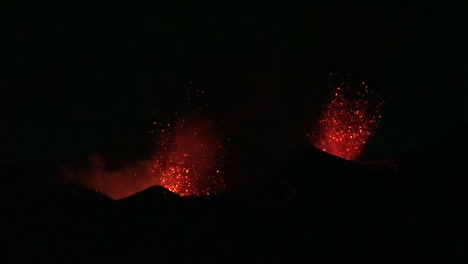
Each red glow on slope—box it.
[71,154,156,200]
[312,80,382,161]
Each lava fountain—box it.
[311,79,383,161]
[67,88,227,199]
[149,114,226,196]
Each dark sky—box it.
[2,2,466,175]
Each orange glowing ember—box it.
[312,79,382,161]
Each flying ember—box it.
[311,78,383,161]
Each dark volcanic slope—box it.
[6,137,467,262]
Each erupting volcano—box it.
[68,88,227,199]
[311,78,383,161]
[149,114,226,196]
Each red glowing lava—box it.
[66,89,227,199]
[150,115,226,196]
[311,80,382,161]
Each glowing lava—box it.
[150,115,226,196]
[312,79,382,161]
[67,88,227,199]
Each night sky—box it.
[2,2,466,183]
